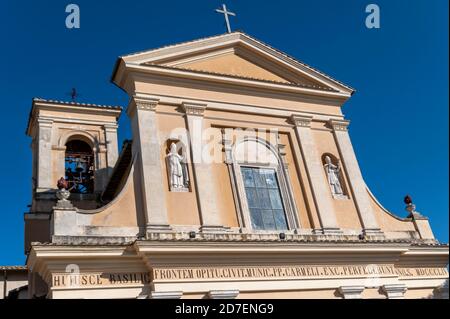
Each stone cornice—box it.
[36,117,54,127]
[103,123,119,132]
[329,119,350,131]
[133,93,346,121]
[181,102,207,116]
[32,100,122,117]
[116,32,354,94]
[122,63,352,101]
[27,100,122,136]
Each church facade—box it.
[25,32,448,299]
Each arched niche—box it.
[165,139,190,192]
[321,153,349,199]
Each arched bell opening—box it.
[64,140,94,194]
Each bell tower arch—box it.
[26,98,122,212]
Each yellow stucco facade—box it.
[24,32,448,299]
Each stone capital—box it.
[136,99,158,111]
[128,96,159,116]
[150,291,183,299]
[290,115,313,128]
[182,102,207,116]
[329,119,350,131]
[208,290,239,299]
[381,284,407,299]
[338,286,365,299]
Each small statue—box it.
[55,177,72,208]
[166,142,187,190]
[324,155,344,197]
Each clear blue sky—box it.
[0,0,448,265]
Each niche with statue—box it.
[322,153,348,200]
[165,140,190,192]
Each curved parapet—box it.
[366,184,417,239]
[365,184,436,241]
[51,153,145,241]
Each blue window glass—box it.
[241,167,288,230]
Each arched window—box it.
[65,140,94,194]
[226,136,299,232]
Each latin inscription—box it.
[52,272,150,288]
[153,265,449,281]
[50,266,448,287]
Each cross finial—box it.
[215,4,236,33]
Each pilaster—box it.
[104,123,119,177]
[128,96,171,233]
[182,102,224,232]
[291,115,341,234]
[329,119,383,237]
[36,118,54,191]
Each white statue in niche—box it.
[166,142,188,191]
[324,155,345,198]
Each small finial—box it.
[404,194,413,205]
[55,177,73,209]
[404,194,422,218]
[57,177,68,190]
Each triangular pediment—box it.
[116,32,354,95]
[165,50,293,84]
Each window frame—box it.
[240,165,290,231]
[224,135,300,233]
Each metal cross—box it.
[215,4,236,33]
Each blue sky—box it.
[0,0,448,265]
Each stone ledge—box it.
[142,231,439,245]
[37,232,443,246]
[51,235,136,245]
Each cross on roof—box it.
[215,4,236,33]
